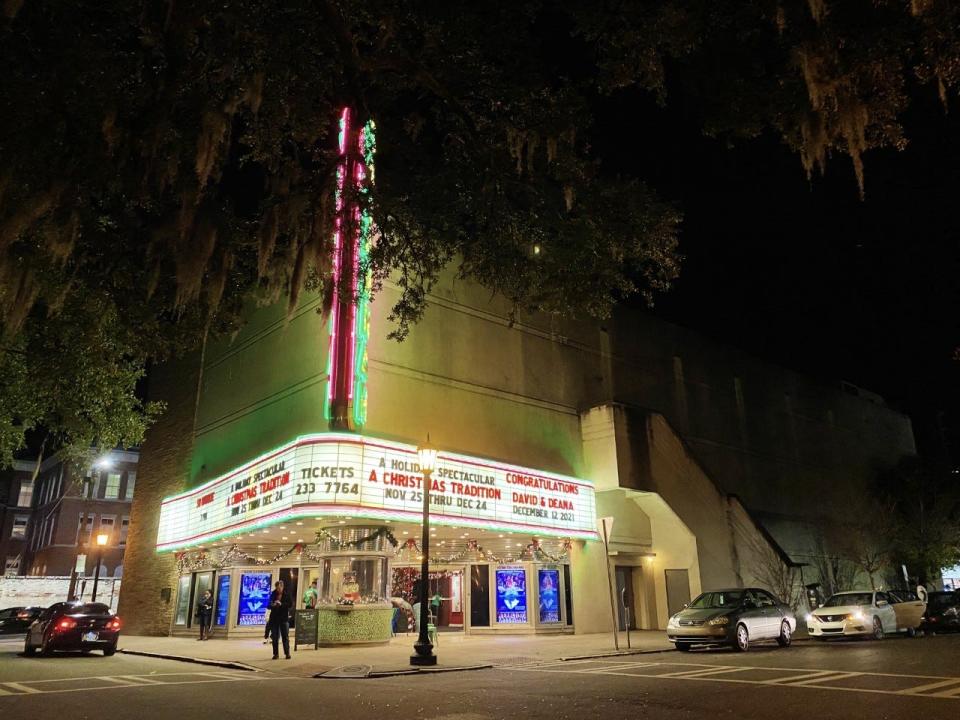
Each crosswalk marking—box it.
[899,678,960,695]
[0,672,302,698]
[96,676,140,686]
[789,671,862,686]
[513,660,960,701]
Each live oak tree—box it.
[1,1,958,466]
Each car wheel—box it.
[872,617,885,641]
[734,624,750,652]
[103,644,116,657]
[23,637,35,656]
[906,627,917,638]
[776,620,792,647]
[676,642,692,652]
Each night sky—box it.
[598,80,960,459]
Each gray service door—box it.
[664,569,692,617]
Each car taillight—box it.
[109,618,121,630]
[57,618,77,630]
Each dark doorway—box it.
[470,565,490,627]
[615,566,636,631]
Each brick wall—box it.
[116,353,202,635]
[0,575,122,609]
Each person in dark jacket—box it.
[268,580,292,659]
[195,590,214,641]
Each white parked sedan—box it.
[806,590,926,640]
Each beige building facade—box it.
[117,270,916,639]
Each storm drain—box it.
[319,664,373,678]
[486,656,544,667]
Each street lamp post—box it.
[410,440,438,666]
[91,533,108,602]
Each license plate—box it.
[83,631,98,642]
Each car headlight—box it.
[667,615,680,628]
[848,610,865,622]
[805,613,815,623]
[707,615,730,626]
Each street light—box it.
[91,533,108,602]
[410,439,438,666]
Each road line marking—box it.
[0,675,305,699]
[899,679,960,695]
[0,688,12,697]
[660,667,754,678]
[588,662,662,674]
[785,672,863,686]
[2,683,41,694]
[763,670,839,685]
[118,675,165,685]
[95,676,140,686]
[932,685,960,698]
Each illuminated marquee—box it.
[156,433,598,551]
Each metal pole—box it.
[621,586,631,649]
[91,548,103,602]
[600,520,620,651]
[410,468,437,665]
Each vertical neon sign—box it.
[325,108,375,429]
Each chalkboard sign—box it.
[294,609,318,650]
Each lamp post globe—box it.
[411,439,438,666]
[91,533,109,603]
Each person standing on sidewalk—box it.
[303,579,318,609]
[268,580,292,659]
[195,590,213,641]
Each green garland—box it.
[314,526,398,549]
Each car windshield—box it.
[824,593,872,607]
[689,591,744,609]
[70,603,111,616]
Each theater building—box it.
[117,115,915,641]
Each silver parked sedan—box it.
[666,588,797,652]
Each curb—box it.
[119,648,260,672]
[316,663,493,679]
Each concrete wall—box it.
[0,575,122,610]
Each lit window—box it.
[11,515,28,539]
[4,556,20,576]
[104,473,121,500]
[16,481,33,508]
[124,472,136,500]
[119,517,130,545]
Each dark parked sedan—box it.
[0,606,44,634]
[666,588,797,652]
[24,602,121,656]
[922,591,960,633]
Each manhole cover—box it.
[321,664,373,678]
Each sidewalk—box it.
[119,630,674,677]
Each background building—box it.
[0,450,139,578]
[0,460,36,576]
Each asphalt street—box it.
[1,633,959,719]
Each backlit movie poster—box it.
[496,567,527,624]
[538,568,560,623]
[237,572,272,626]
[216,574,231,626]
